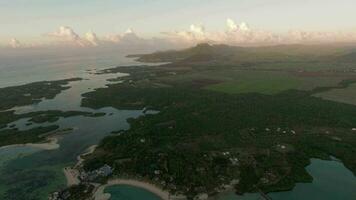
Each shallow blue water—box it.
[217,159,356,200]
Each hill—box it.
[130,43,356,64]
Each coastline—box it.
[93,179,170,200]
[63,167,80,186]
[63,145,98,186]
[61,145,180,199]
[76,145,98,168]
[0,137,59,151]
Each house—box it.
[80,164,113,182]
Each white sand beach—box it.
[94,179,170,200]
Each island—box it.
[50,44,356,200]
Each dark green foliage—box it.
[82,78,356,197]
[59,184,94,200]
[0,125,59,147]
[0,78,82,111]
[28,110,93,123]
[128,43,355,64]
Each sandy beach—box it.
[0,137,59,151]
[63,145,98,187]
[94,179,170,200]
[63,167,80,186]
[62,146,183,200]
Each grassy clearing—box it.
[160,68,351,95]
[206,78,300,95]
[314,83,356,105]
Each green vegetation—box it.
[206,78,300,95]
[83,81,356,197]
[28,111,93,123]
[0,110,107,147]
[0,125,59,147]
[0,78,82,111]
[81,44,356,198]
[49,184,94,200]
[129,43,356,66]
[86,112,106,117]
[2,44,355,199]
[0,78,105,148]
[314,83,356,106]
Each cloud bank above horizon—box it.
[6,18,356,49]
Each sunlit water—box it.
[0,51,139,88]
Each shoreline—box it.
[0,137,59,151]
[76,145,98,168]
[63,167,80,186]
[62,146,181,200]
[63,145,98,186]
[93,179,170,200]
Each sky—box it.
[1,0,356,48]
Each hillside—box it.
[130,43,356,65]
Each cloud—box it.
[104,28,146,45]
[163,18,356,46]
[105,34,121,43]
[121,28,142,42]
[46,26,87,46]
[85,31,100,46]
[46,26,102,47]
[227,18,238,32]
[9,38,21,48]
[227,19,250,32]
[47,26,80,41]
[161,24,212,46]
[9,20,356,50]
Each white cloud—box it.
[105,34,121,43]
[9,20,356,50]
[227,19,250,32]
[227,18,238,32]
[104,28,145,45]
[46,26,103,47]
[46,26,87,46]
[9,38,21,48]
[190,24,205,36]
[161,24,212,46]
[47,26,80,41]
[85,31,100,46]
[121,28,142,42]
[163,18,356,46]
